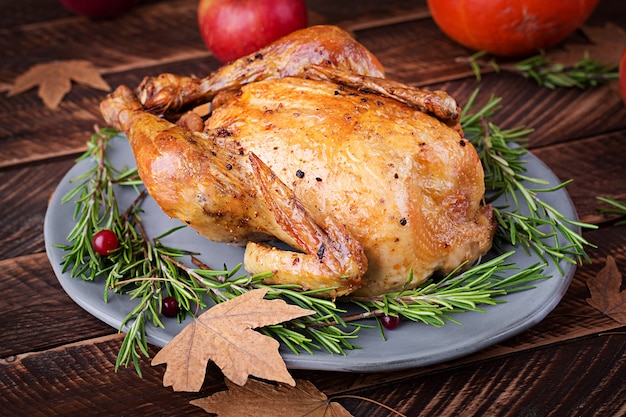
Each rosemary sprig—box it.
[58,127,141,281]
[58,92,595,373]
[596,196,626,226]
[348,251,547,329]
[461,90,596,272]
[466,50,618,88]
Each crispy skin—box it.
[137,25,385,115]
[101,85,368,298]
[304,65,461,131]
[203,77,494,296]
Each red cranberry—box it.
[162,297,180,318]
[381,315,401,330]
[93,229,119,256]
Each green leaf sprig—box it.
[596,196,626,226]
[58,127,142,282]
[466,50,618,89]
[461,90,597,271]
[58,93,594,374]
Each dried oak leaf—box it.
[7,60,110,110]
[152,288,315,392]
[586,255,626,324]
[190,378,354,417]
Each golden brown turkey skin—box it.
[303,65,461,132]
[202,76,494,296]
[101,85,368,298]
[137,25,385,115]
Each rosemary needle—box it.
[461,89,597,272]
[597,196,626,226]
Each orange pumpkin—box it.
[426,0,599,57]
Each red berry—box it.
[162,297,180,318]
[381,315,401,330]
[93,229,119,256]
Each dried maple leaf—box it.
[190,378,354,417]
[586,255,626,324]
[152,288,315,391]
[7,60,110,109]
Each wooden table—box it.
[2,1,625,415]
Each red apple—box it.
[198,0,307,63]
[58,0,140,19]
[619,47,626,104]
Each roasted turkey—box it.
[100,25,495,297]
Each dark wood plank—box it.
[0,0,74,29]
[329,333,626,417]
[0,336,210,417]
[587,0,626,27]
[0,0,165,29]
[531,130,626,223]
[0,253,113,358]
[0,157,75,259]
[448,74,626,147]
[2,326,624,416]
[0,1,204,83]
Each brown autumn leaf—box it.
[548,23,626,67]
[152,288,315,392]
[7,60,110,110]
[190,378,354,417]
[586,255,626,324]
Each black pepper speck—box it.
[317,243,325,261]
[216,128,232,137]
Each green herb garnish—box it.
[466,50,618,89]
[596,196,626,226]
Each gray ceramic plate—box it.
[44,136,577,372]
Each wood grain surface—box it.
[1,0,625,416]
